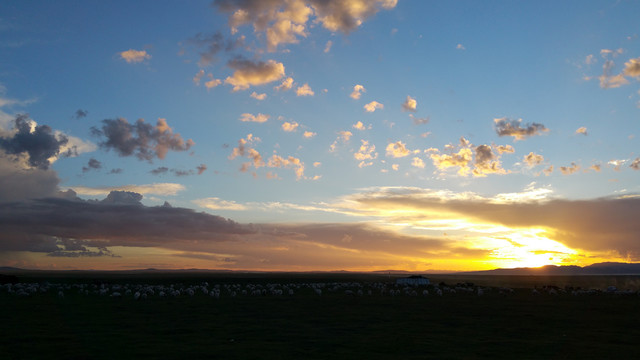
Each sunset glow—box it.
[1,1,639,271]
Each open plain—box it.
[2,271,639,359]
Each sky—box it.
[1,0,639,272]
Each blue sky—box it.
[1,0,639,271]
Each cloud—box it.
[214,0,396,54]
[589,164,601,172]
[329,130,352,152]
[0,192,252,256]
[599,59,629,89]
[0,155,60,203]
[193,70,206,85]
[411,157,425,168]
[150,167,168,176]
[364,101,383,112]
[350,84,365,100]
[185,32,244,66]
[324,40,332,53]
[494,117,548,140]
[472,145,508,177]
[119,49,151,63]
[352,121,368,130]
[410,114,429,125]
[575,127,588,135]
[329,186,640,260]
[250,91,267,100]
[239,113,270,123]
[296,83,314,96]
[309,0,398,33]
[623,57,640,78]
[385,141,411,158]
[91,117,194,161]
[274,77,294,91]
[193,197,247,211]
[282,121,299,132]
[559,162,580,175]
[68,183,186,197]
[354,140,377,167]
[630,158,640,170]
[523,152,544,167]
[267,154,306,180]
[429,137,473,176]
[608,159,627,171]
[228,134,265,170]
[193,70,223,89]
[74,109,88,119]
[214,0,312,51]
[205,78,222,89]
[495,144,514,154]
[197,164,207,175]
[303,131,316,138]
[456,43,465,50]
[225,58,285,91]
[0,114,70,169]
[82,158,102,173]
[401,95,417,112]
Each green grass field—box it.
[2,272,639,359]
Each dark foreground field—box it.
[2,272,639,359]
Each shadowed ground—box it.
[1,273,639,359]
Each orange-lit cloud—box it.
[494,117,548,140]
[524,152,544,167]
[282,121,299,132]
[275,77,294,91]
[250,92,267,100]
[559,162,580,175]
[267,154,305,180]
[350,84,365,99]
[119,49,151,63]
[225,59,285,91]
[401,95,417,112]
[364,101,383,112]
[575,127,588,135]
[296,83,314,96]
[385,141,411,158]
[624,57,640,78]
[354,140,377,167]
[239,113,270,123]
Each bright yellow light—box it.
[484,228,578,269]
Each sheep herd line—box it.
[2,279,638,300]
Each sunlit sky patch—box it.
[0,0,639,271]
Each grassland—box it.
[1,271,639,359]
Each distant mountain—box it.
[460,262,640,275]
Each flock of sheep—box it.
[1,279,637,300]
